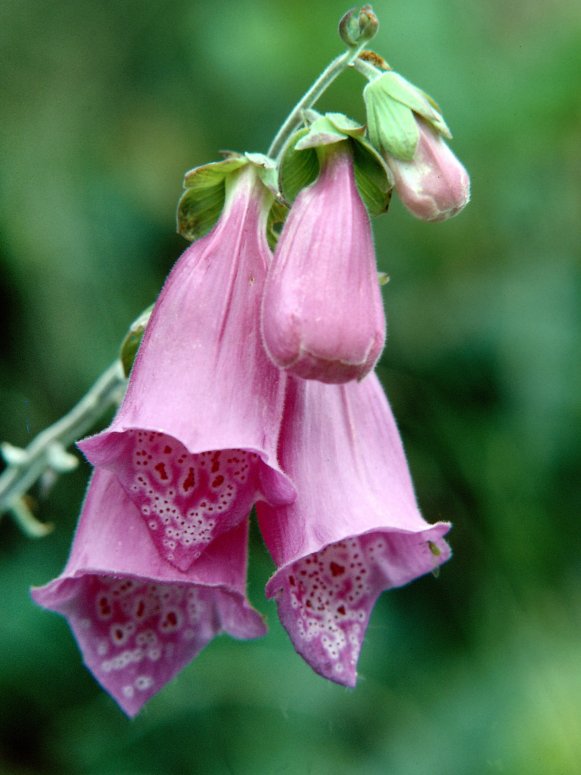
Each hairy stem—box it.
[267,42,366,161]
[0,361,125,520]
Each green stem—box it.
[352,55,383,82]
[267,42,367,161]
[0,360,126,521]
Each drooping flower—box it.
[32,468,266,717]
[261,141,386,384]
[363,67,470,221]
[79,163,295,572]
[386,117,470,222]
[257,373,451,686]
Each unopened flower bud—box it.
[387,118,470,221]
[262,142,385,384]
[339,5,379,47]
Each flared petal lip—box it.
[78,425,297,507]
[31,571,268,643]
[31,572,266,717]
[264,520,452,599]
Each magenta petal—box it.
[32,469,266,717]
[261,144,385,384]
[79,167,295,571]
[257,374,451,686]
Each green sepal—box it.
[364,80,420,160]
[266,198,289,250]
[279,112,392,217]
[369,71,451,138]
[279,127,320,203]
[120,305,153,377]
[242,152,279,198]
[177,155,246,241]
[325,111,367,138]
[177,152,277,242]
[294,114,351,150]
[351,135,393,215]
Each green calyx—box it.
[177,152,278,242]
[279,111,393,216]
[362,64,451,160]
[120,305,153,377]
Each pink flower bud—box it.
[261,144,386,384]
[387,118,470,222]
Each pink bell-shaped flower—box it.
[79,165,295,572]
[257,374,451,686]
[32,468,266,717]
[387,117,470,222]
[261,143,385,384]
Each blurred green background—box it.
[1,1,580,773]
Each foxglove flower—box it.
[32,469,265,717]
[79,165,295,571]
[257,374,451,686]
[261,143,385,384]
[387,117,470,222]
[363,67,469,222]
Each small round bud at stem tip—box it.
[339,5,379,47]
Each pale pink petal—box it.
[32,469,265,717]
[388,118,470,221]
[257,374,450,686]
[79,166,295,571]
[261,144,385,384]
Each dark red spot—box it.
[211,452,221,473]
[98,597,112,615]
[305,600,312,608]
[289,575,295,586]
[154,462,169,480]
[337,605,346,616]
[165,611,177,627]
[136,600,145,618]
[113,627,124,641]
[330,562,345,577]
[163,445,173,454]
[182,467,196,491]
[212,475,224,488]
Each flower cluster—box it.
[32,11,468,716]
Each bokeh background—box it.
[1,1,580,773]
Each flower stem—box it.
[352,54,384,82]
[0,360,126,524]
[267,42,367,161]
